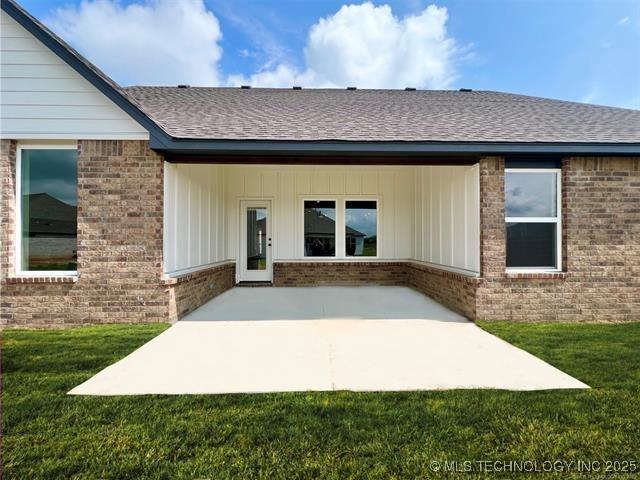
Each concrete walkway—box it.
[70,286,588,395]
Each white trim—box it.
[238,199,273,282]
[15,143,78,276]
[505,168,562,272]
[275,258,406,264]
[3,133,149,141]
[300,196,381,260]
[164,259,235,278]
[408,259,481,278]
[300,197,338,259]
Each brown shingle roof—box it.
[123,87,640,143]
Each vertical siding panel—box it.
[425,167,431,263]
[414,167,423,262]
[440,168,452,266]
[362,171,378,194]
[296,171,311,194]
[163,162,175,273]
[345,172,361,194]
[329,171,344,194]
[263,169,278,196]
[312,171,329,194]
[279,170,296,259]
[468,165,480,272]
[176,167,189,270]
[380,172,395,257]
[432,168,441,264]
[452,169,466,269]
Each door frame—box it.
[237,199,273,282]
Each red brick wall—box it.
[407,263,480,319]
[2,140,638,326]
[0,140,168,327]
[165,263,235,322]
[476,156,640,322]
[274,261,479,320]
[273,261,408,286]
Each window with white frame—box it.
[17,146,78,274]
[345,200,377,257]
[304,200,336,257]
[303,199,378,258]
[505,169,561,270]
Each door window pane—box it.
[304,200,335,256]
[345,200,377,256]
[506,223,556,268]
[246,207,267,270]
[506,172,557,217]
[20,149,77,271]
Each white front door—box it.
[239,200,272,282]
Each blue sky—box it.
[18,0,640,108]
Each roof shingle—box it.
[123,87,640,143]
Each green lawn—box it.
[2,322,639,479]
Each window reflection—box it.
[506,223,556,267]
[304,200,336,256]
[20,149,77,271]
[246,208,267,270]
[345,201,377,256]
[506,172,556,217]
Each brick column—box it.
[479,156,506,279]
[76,140,167,323]
[0,140,17,286]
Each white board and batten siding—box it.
[163,163,227,276]
[224,165,416,261]
[414,165,480,274]
[163,164,481,277]
[0,10,148,140]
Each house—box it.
[1,0,638,327]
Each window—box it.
[17,147,78,274]
[304,200,336,256]
[505,169,561,270]
[345,200,377,256]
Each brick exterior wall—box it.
[0,140,233,327]
[165,263,235,322]
[476,156,640,322]
[273,261,408,286]
[407,263,480,319]
[2,139,638,326]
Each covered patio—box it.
[70,286,588,395]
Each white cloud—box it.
[618,16,630,25]
[46,1,459,90]
[229,3,459,89]
[47,0,223,86]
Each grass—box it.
[2,322,639,479]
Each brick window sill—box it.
[5,275,78,284]
[505,271,568,280]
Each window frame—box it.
[15,143,78,277]
[343,198,379,259]
[301,197,338,259]
[504,168,562,272]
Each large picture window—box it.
[304,200,336,257]
[505,169,561,270]
[17,147,78,274]
[345,200,377,257]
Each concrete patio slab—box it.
[69,286,589,395]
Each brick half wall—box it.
[273,261,409,286]
[407,263,480,320]
[164,263,235,322]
